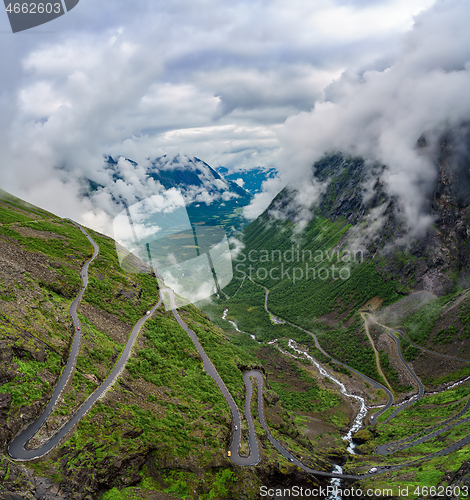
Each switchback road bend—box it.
[8,225,470,481]
[8,224,162,461]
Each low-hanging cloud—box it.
[0,0,436,235]
[248,0,470,237]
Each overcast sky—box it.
[2,0,465,235]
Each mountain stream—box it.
[222,308,367,499]
[285,339,367,500]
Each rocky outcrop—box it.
[265,131,470,298]
[351,428,373,445]
[439,459,470,500]
[0,393,13,452]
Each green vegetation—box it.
[458,298,470,335]
[349,381,470,493]
[0,219,90,263]
[0,354,61,409]
[102,467,244,500]
[82,231,161,325]
[379,349,412,393]
[426,365,470,387]
[207,277,384,383]
[400,337,419,361]
[314,320,383,381]
[2,182,470,499]
[434,326,456,345]
[230,214,401,324]
[403,298,441,345]
[161,468,237,500]
[269,359,339,413]
[0,196,263,497]
[204,211,402,387]
[127,309,253,409]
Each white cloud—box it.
[247,0,470,236]
[243,175,285,219]
[0,0,443,233]
[309,0,435,40]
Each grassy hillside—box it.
[3,172,470,498]
[207,211,401,383]
[347,383,470,498]
[198,153,470,495]
[0,191,343,499]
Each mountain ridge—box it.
[88,154,254,234]
[3,136,470,498]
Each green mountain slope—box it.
[200,152,470,497]
[0,190,344,499]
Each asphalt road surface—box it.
[7,226,470,480]
[248,277,394,423]
[381,331,425,422]
[236,278,470,477]
[8,224,162,461]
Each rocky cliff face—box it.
[263,128,470,298]
[441,459,470,500]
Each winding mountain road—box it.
[161,287,260,466]
[363,315,470,456]
[382,331,425,422]
[233,277,470,477]
[7,224,470,482]
[367,314,470,421]
[248,277,394,423]
[8,224,163,461]
[361,312,393,393]
[370,315,470,364]
[376,396,470,455]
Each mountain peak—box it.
[98,154,253,233]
